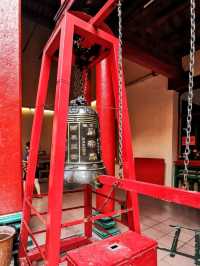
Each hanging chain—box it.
[183,0,196,189]
[73,65,83,99]
[83,68,88,100]
[118,0,123,177]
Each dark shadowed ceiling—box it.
[22,0,200,86]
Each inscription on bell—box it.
[87,140,96,148]
[71,135,78,141]
[71,143,78,150]
[64,104,106,185]
[70,125,78,131]
[71,154,78,160]
[89,153,98,161]
[87,128,96,136]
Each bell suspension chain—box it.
[183,0,196,189]
[118,0,123,178]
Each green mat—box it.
[94,219,116,229]
[0,212,22,225]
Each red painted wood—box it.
[19,52,52,258]
[135,158,165,185]
[28,237,90,262]
[67,231,157,266]
[89,0,118,27]
[96,57,116,212]
[175,160,200,167]
[0,0,22,215]
[45,15,74,266]
[99,175,200,209]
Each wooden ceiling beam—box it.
[145,1,188,32]
[124,42,183,79]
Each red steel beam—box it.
[27,236,90,262]
[61,208,133,229]
[60,0,75,9]
[99,175,200,209]
[89,0,118,27]
[96,57,116,213]
[45,14,74,266]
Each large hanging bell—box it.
[64,98,106,186]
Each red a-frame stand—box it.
[18,3,144,265]
[18,1,200,265]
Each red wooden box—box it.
[67,231,157,266]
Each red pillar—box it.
[96,58,116,212]
[0,0,22,215]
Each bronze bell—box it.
[64,97,106,185]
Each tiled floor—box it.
[139,196,200,266]
[19,183,200,265]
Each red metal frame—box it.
[99,175,200,210]
[96,57,116,212]
[19,1,200,265]
[19,3,140,264]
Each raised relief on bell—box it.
[87,140,96,148]
[82,149,86,156]
[71,154,78,160]
[87,128,96,136]
[70,125,78,131]
[71,144,78,150]
[89,153,98,161]
[71,134,78,141]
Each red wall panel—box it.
[135,158,165,185]
[0,0,22,214]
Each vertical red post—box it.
[0,0,22,215]
[96,58,116,212]
[45,15,74,266]
[109,45,141,233]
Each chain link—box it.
[73,65,83,99]
[118,0,123,177]
[72,65,88,100]
[83,69,88,100]
[183,0,196,189]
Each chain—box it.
[183,0,196,189]
[118,0,123,177]
[83,68,88,101]
[72,65,88,101]
[73,65,82,99]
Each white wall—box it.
[22,110,53,154]
[127,75,178,186]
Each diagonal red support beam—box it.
[89,0,118,27]
[99,175,200,210]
